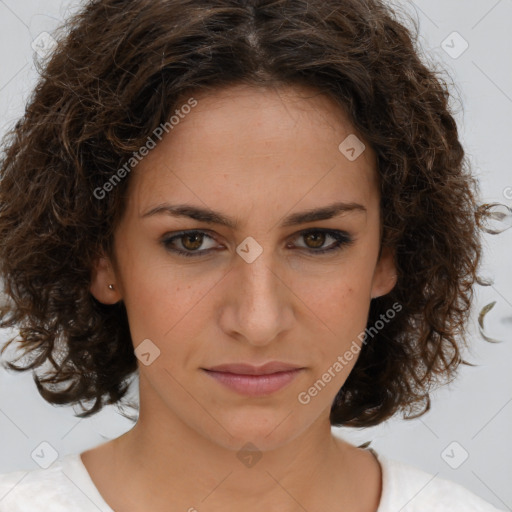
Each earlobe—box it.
[89,255,121,304]
[370,245,397,299]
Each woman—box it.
[0,0,504,510]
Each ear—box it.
[90,254,122,304]
[370,245,397,299]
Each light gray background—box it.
[0,0,511,509]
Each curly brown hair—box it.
[0,0,491,427]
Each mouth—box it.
[202,362,305,396]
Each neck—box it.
[97,377,381,512]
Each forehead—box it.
[126,84,378,217]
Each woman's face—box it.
[91,84,396,451]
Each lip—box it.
[202,362,305,396]
[206,362,303,375]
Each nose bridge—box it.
[237,242,280,311]
[226,239,292,345]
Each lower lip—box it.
[203,369,304,396]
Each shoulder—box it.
[0,453,109,512]
[376,453,505,512]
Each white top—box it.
[0,450,504,511]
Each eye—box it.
[161,229,354,258]
[290,229,354,255]
[162,231,218,257]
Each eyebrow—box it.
[140,201,366,229]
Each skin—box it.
[86,83,397,512]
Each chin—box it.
[204,407,307,453]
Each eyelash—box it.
[161,229,354,258]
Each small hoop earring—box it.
[108,284,115,290]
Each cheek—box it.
[114,252,176,347]
[297,264,373,365]
[321,286,370,352]
[120,260,218,362]
[304,264,372,325]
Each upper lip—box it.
[204,362,304,375]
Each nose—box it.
[218,249,295,347]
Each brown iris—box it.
[181,232,204,251]
[303,231,326,249]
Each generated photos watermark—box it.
[297,301,402,405]
[93,97,198,200]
